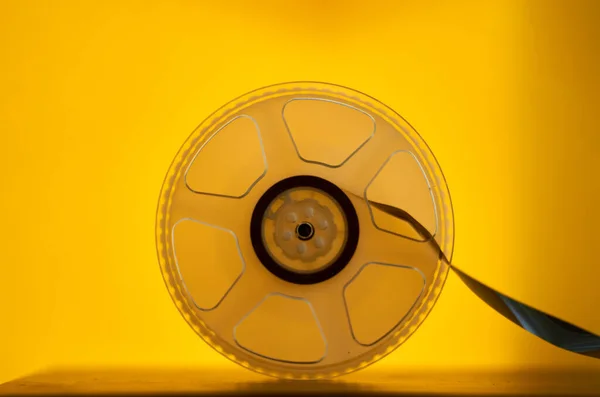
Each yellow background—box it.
[1,0,599,385]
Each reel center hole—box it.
[296,222,314,241]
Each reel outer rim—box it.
[155,81,455,380]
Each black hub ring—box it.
[250,175,360,285]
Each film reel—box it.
[156,82,455,379]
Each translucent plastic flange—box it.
[155,82,455,380]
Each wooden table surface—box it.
[2,367,599,396]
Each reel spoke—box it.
[337,132,393,191]
[346,188,441,283]
[304,286,368,364]
[360,226,442,283]
[201,264,273,342]
[241,98,305,179]
[169,182,250,235]
[312,131,392,196]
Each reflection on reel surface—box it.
[156,82,599,380]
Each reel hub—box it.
[250,175,359,285]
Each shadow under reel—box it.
[156,82,600,380]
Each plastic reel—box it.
[156,82,455,380]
